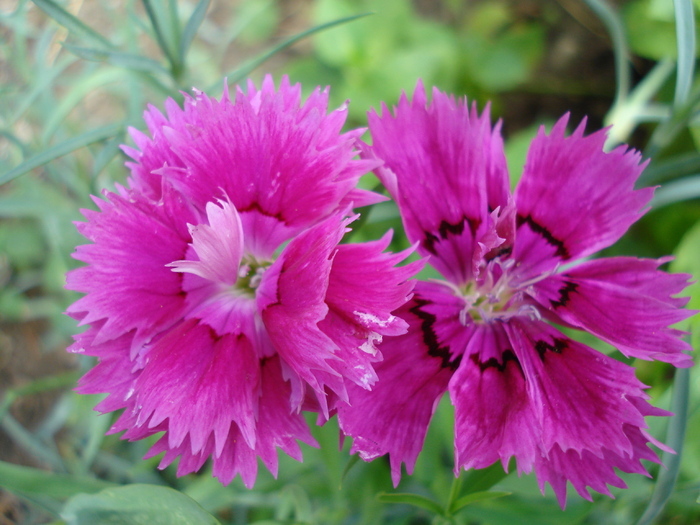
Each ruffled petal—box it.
[503,319,665,506]
[65,186,195,353]
[534,418,667,508]
[154,76,376,258]
[450,322,541,473]
[259,211,350,413]
[530,257,693,366]
[514,116,653,264]
[143,356,317,488]
[337,299,453,486]
[168,199,244,285]
[123,320,261,455]
[366,82,512,285]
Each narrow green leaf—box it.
[31,0,114,49]
[605,59,674,148]
[1,415,66,470]
[636,367,690,525]
[91,134,125,178]
[376,492,444,516]
[340,453,361,485]
[61,484,221,525]
[0,460,115,500]
[450,491,511,514]
[62,44,166,73]
[0,122,123,185]
[673,0,695,106]
[179,0,211,62]
[9,58,74,125]
[583,0,630,107]
[42,67,125,143]
[650,175,700,209]
[142,0,181,73]
[639,152,700,185]
[217,12,372,89]
[456,461,510,495]
[645,85,700,157]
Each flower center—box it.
[445,259,541,325]
[233,258,271,297]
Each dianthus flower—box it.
[336,82,693,506]
[66,76,419,487]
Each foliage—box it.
[0,0,699,524]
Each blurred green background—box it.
[1,0,700,523]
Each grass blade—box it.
[0,460,115,500]
[376,492,444,516]
[673,0,696,106]
[180,0,210,63]
[641,153,700,185]
[636,366,690,525]
[31,0,114,49]
[0,123,123,185]
[217,12,372,88]
[583,0,630,107]
[651,175,700,209]
[62,44,166,73]
[141,0,181,74]
[451,491,512,514]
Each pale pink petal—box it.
[168,199,244,285]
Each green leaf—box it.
[41,67,126,143]
[583,0,631,107]
[450,490,511,514]
[635,368,690,525]
[673,0,696,106]
[0,123,123,185]
[651,175,700,208]
[218,12,372,88]
[0,460,116,500]
[340,453,361,485]
[142,0,182,74]
[639,152,700,184]
[179,0,211,63]
[31,0,114,49]
[62,44,166,73]
[60,484,221,525]
[376,492,443,516]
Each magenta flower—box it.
[66,76,419,487]
[336,82,694,506]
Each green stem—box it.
[444,473,463,517]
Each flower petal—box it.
[143,356,317,488]
[450,322,541,473]
[514,116,653,264]
[260,211,350,413]
[155,76,375,258]
[366,81,511,285]
[65,186,194,353]
[168,199,244,285]
[126,319,261,455]
[337,300,453,486]
[530,257,693,366]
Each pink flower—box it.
[336,82,694,507]
[66,76,419,487]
